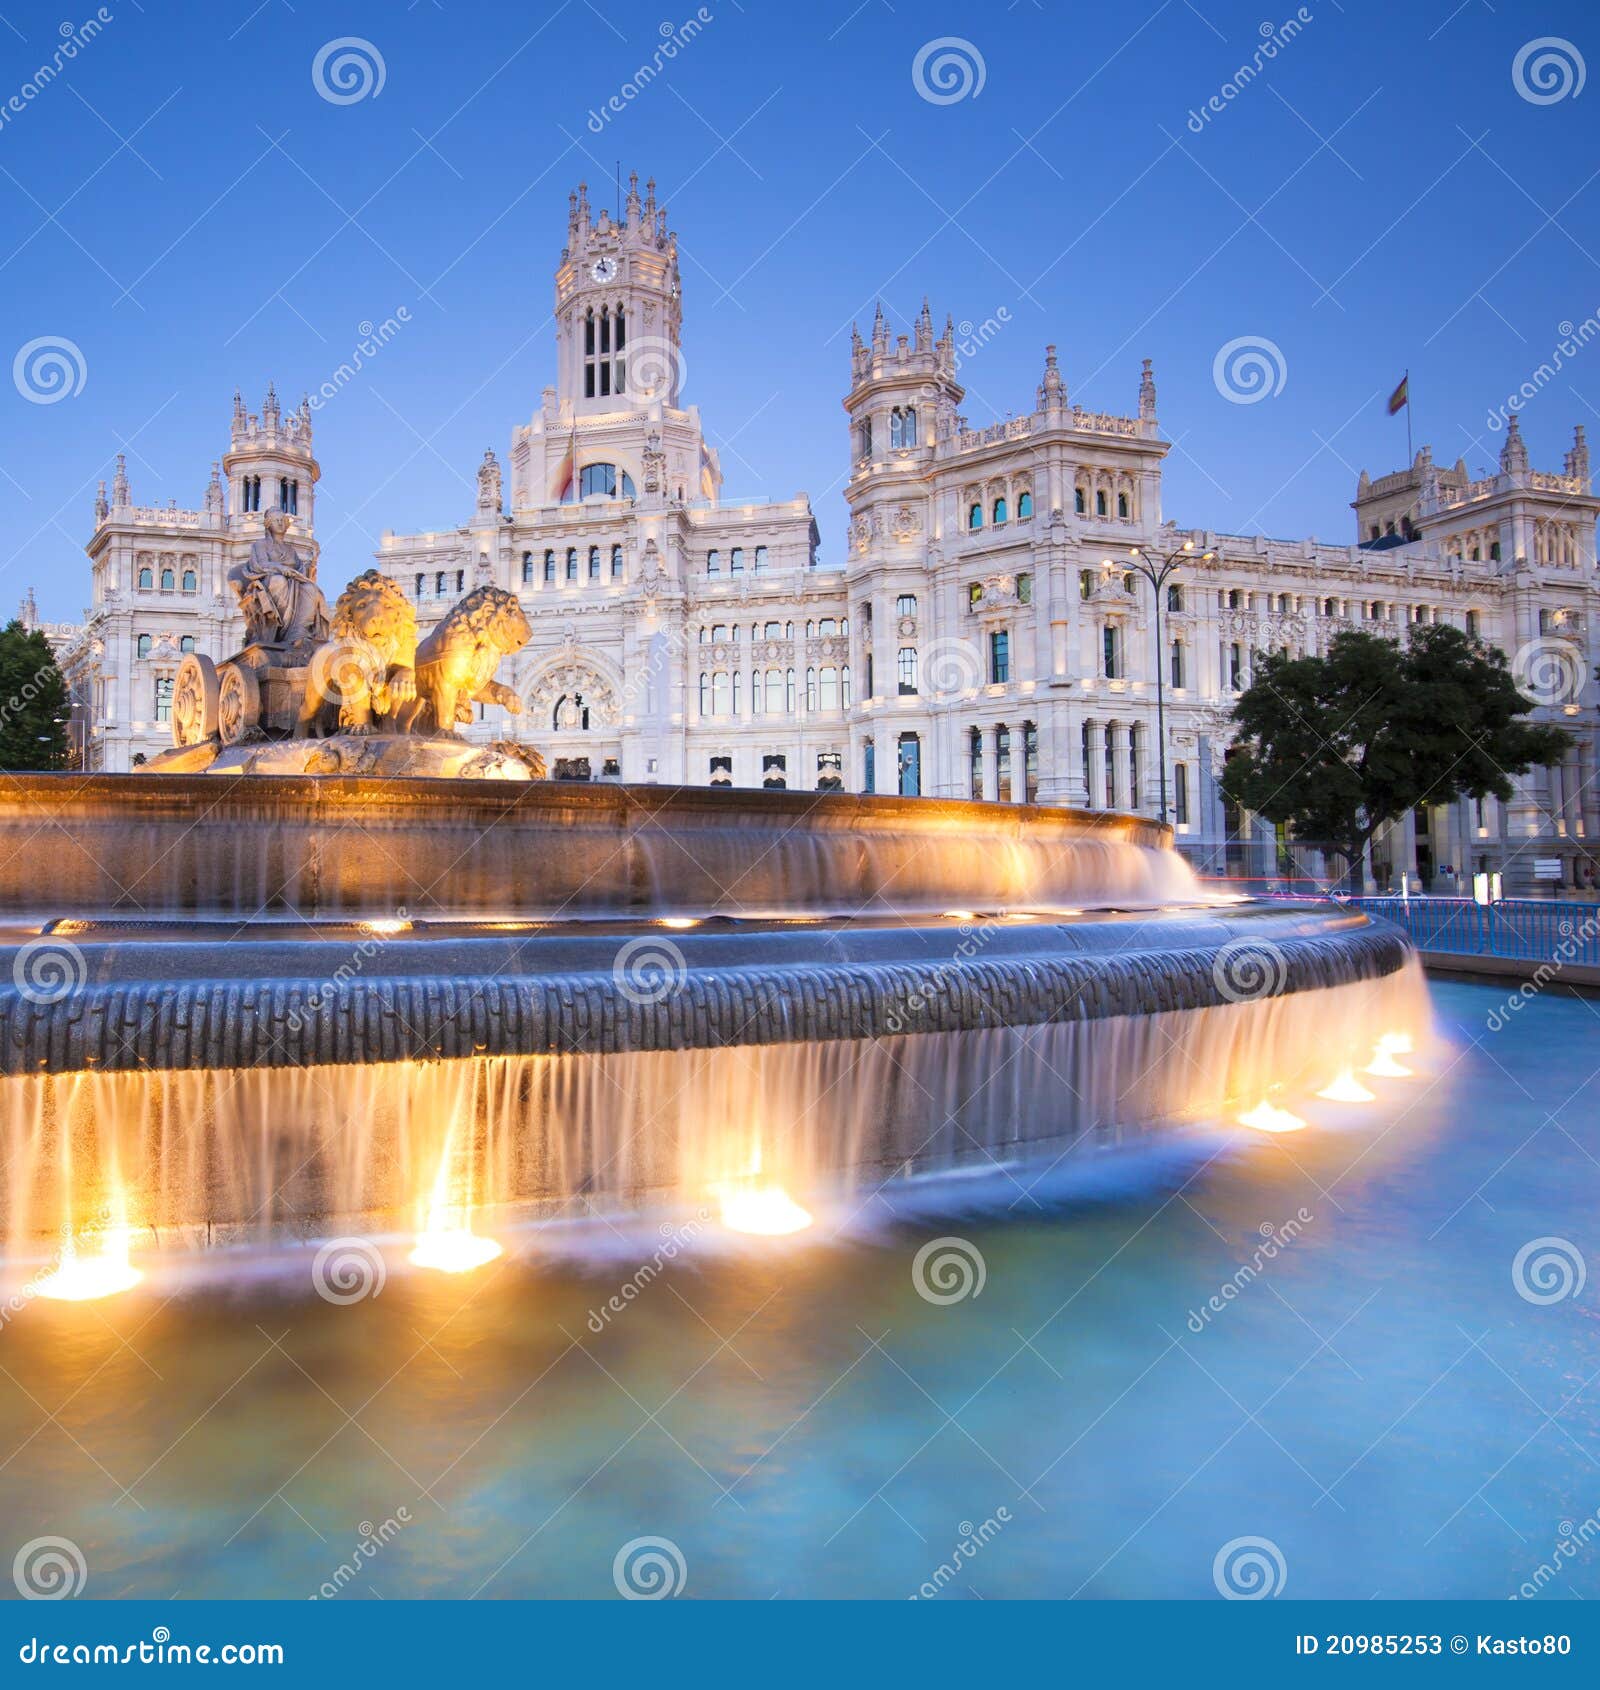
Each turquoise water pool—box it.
[1,980,1595,1601]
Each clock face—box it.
[590,257,617,284]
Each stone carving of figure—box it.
[477,448,502,516]
[227,508,329,650]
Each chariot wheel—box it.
[216,661,261,745]
[170,653,219,746]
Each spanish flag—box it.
[1386,374,1409,416]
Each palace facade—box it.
[53,172,1600,894]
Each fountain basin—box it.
[0,778,1427,1250]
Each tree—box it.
[1220,624,1571,888]
[0,619,72,770]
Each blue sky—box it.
[1,0,1595,620]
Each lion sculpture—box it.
[394,585,531,736]
[296,570,418,737]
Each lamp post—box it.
[1125,538,1213,827]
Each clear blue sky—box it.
[1,0,1595,620]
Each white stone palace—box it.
[50,171,1600,894]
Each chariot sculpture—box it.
[158,518,544,780]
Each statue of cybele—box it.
[227,508,330,651]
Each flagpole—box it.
[1405,368,1412,463]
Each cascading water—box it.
[0,777,1430,1268]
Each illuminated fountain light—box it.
[716,1184,813,1236]
[1237,1100,1308,1134]
[657,917,700,930]
[409,1225,502,1274]
[1364,1035,1413,1079]
[361,918,412,936]
[1317,1070,1378,1104]
[942,909,977,921]
[34,1228,142,1302]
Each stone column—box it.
[1087,719,1107,809]
[1110,721,1130,810]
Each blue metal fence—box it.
[1340,896,1600,966]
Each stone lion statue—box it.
[394,585,531,736]
[296,570,418,737]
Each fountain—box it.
[0,553,1428,1271]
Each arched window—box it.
[806,667,818,710]
[699,673,710,715]
[160,565,175,590]
[1074,487,1086,514]
[707,550,721,575]
[138,566,153,589]
[522,552,534,584]
[435,571,447,595]
[553,694,591,731]
[1167,583,1184,613]
[1117,492,1129,519]
[1229,643,1243,690]
[1017,491,1033,519]
[752,670,765,715]
[180,635,196,654]
[968,503,983,531]
[889,406,918,448]
[136,634,152,658]
[858,419,873,460]
[733,671,742,713]
[415,574,425,597]
[565,548,578,582]
[543,550,555,583]
[611,544,623,579]
[819,667,839,711]
[1096,490,1107,516]
[1490,540,1501,561]
[897,646,918,695]
[712,672,730,715]
[181,567,197,593]
[588,545,600,580]
[767,668,782,713]
[785,668,797,712]
[993,497,1008,525]
[841,665,851,708]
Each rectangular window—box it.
[154,676,173,723]
[990,630,1010,684]
[969,727,984,800]
[1103,625,1119,679]
[996,725,1012,803]
[1174,762,1189,826]
[1023,721,1039,804]
[897,646,918,695]
[863,740,875,794]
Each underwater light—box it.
[34,1234,143,1302]
[1238,1101,1307,1134]
[1317,1070,1377,1104]
[409,1229,503,1273]
[361,918,412,936]
[1364,1042,1413,1078]
[717,1185,813,1236]
[658,917,700,929]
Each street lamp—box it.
[1125,538,1213,827]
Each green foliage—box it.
[0,619,72,770]
[1220,625,1571,874]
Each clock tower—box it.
[555,172,683,415]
